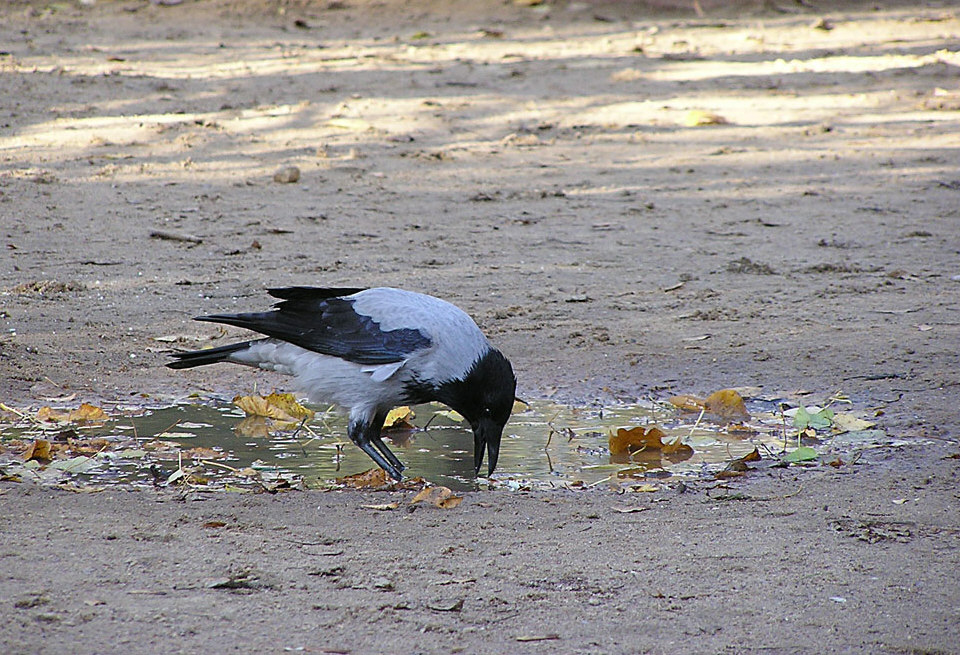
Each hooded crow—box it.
[166,287,517,481]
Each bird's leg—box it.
[347,416,404,481]
[368,409,406,473]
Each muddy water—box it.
[111,400,781,491]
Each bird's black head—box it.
[436,348,517,477]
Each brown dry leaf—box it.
[233,392,314,423]
[23,439,52,462]
[739,448,762,463]
[704,389,750,420]
[683,110,729,126]
[37,403,107,424]
[661,435,694,462]
[383,406,416,431]
[336,467,392,489]
[411,486,463,509]
[609,426,667,456]
[361,502,400,511]
[183,446,226,460]
[65,437,110,456]
[668,394,706,413]
[715,469,745,479]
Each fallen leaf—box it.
[683,110,729,126]
[411,486,463,509]
[704,389,750,420]
[668,394,706,413]
[383,406,416,430]
[37,403,108,424]
[612,506,649,513]
[831,413,875,433]
[233,392,314,426]
[49,456,96,473]
[23,439,52,462]
[183,446,226,460]
[432,409,464,423]
[203,521,227,528]
[610,426,693,463]
[336,467,392,489]
[627,483,659,493]
[784,446,818,463]
[361,502,400,511]
[739,448,762,462]
[792,406,833,430]
[609,426,667,456]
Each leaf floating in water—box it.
[232,392,314,430]
[383,406,416,431]
[37,403,108,424]
[609,426,667,456]
[609,427,693,464]
[704,389,750,421]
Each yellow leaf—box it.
[831,413,875,433]
[384,406,416,430]
[411,486,463,509]
[37,403,107,424]
[704,389,750,420]
[668,394,706,413]
[628,483,659,493]
[233,393,314,423]
[69,403,108,423]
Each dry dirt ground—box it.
[1,0,959,653]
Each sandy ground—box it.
[1,0,959,653]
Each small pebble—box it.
[273,166,301,184]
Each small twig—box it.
[687,408,706,439]
[201,459,241,474]
[149,230,203,244]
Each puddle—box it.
[0,399,805,491]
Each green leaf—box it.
[49,456,97,473]
[792,406,812,430]
[808,408,834,430]
[792,406,833,430]
[784,446,818,463]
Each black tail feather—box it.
[166,341,256,369]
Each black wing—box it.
[195,287,431,365]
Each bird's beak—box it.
[473,417,503,477]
